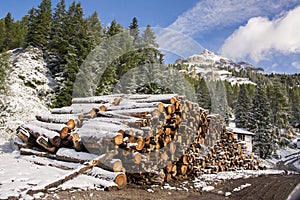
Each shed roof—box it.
[227,127,255,136]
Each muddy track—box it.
[42,174,300,200]
[220,174,300,200]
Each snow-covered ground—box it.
[265,132,300,171]
[1,47,54,141]
[0,138,296,199]
[0,140,107,199]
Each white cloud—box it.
[154,28,204,58]
[292,61,300,69]
[271,63,278,69]
[220,6,300,62]
[168,0,299,36]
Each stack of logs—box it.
[15,94,262,188]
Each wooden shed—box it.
[227,127,255,152]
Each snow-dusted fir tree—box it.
[26,0,52,47]
[250,86,274,158]
[267,80,290,128]
[235,84,252,129]
[196,78,211,110]
[0,53,9,93]
[288,86,300,127]
[206,79,230,123]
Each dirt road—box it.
[42,174,300,200]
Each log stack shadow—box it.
[15,94,263,189]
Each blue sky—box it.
[1,0,300,74]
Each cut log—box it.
[71,94,124,104]
[66,119,76,130]
[96,158,124,172]
[78,128,125,153]
[88,166,127,189]
[26,156,106,195]
[71,132,88,152]
[109,107,158,118]
[20,148,56,159]
[36,136,56,153]
[60,127,70,139]
[20,147,99,166]
[36,114,79,124]
[135,137,145,151]
[21,124,60,141]
[16,129,37,147]
[29,120,66,133]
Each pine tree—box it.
[26,8,37,46]
[224,81,239,109]
[141,25,158,48]
[0,19,6,52]
[207,79,230,123]
[65,2,86,62]
[267,79,290,128]
[86,11,102,47]
[288,87,300,126]
[139,25,163,64]
[48,0,67,76]
[196,78,211,110]
[50,0,67,55]
[235,84,251,128]
[0,13,27,51]
[250,86,274,158]
[53,1,91,107]
[129,17,139,43]
[106,19,123,37]
[95,64,118,95]
[12,16,28,49]
[3,12,13,50]
[0,53,10,93]
[27,0,52,47]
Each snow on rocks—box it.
[225,192,232,197]
[232,183,251,192]
[147,188,154,193]
[202,185,215,192]
[1,47,54,141]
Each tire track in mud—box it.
[228,175,300,200]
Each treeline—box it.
[0,0,163,107]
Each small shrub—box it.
[24,81,36,89]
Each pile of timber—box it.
[15,94,262,188]
[183,129,262,177]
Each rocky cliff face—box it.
[0,47,54,141]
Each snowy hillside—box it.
[175,49,259,85]
[0,47,54,142]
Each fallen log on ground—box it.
[26,155,125,194]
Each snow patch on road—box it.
[232,183,251,192]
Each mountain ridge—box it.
[175,49,264,72]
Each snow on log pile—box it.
[15,94,262,189]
